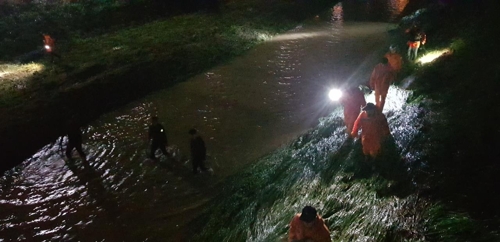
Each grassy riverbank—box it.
[0,0,334,173]
[183,1,500,241]
[403,0,500,235]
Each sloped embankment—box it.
[186,88,426,241]
[187,86,499,241]
[184,2,500,239]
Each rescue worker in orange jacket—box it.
[288,206,331,242]
[43,35,54,52]
[43,34,61,62]
[350,103,390,159]
[369,57,394,111]
[384,45,403,76]
[339,86,366,133]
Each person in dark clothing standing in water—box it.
[148,116,170,160]
[60,116,87,162]
[189,128,208,174]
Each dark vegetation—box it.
[0,0,334,173]
[0,0,221,59]
[406,0,500,236]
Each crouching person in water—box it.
[189,128,208,174]
[148,116,170,160]
[350,103,390,160]
[288,206,331,242]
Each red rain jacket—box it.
[407,40,420,49]
[340,88,366,133]
[369,63,394,96]
[43,35,55,52]
[384,52,403,72]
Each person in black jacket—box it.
[60,116,87,163]
[189,128,208,174]
[405,24,426,60]
[148,116,169,160]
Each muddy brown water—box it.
[0,1,410,240]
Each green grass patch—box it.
[389,1,500,239]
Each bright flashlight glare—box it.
[328,89,343,101]
[44,45,51,50]
[418,49,450,64]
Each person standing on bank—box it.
[339,86,367,134]
[405,24,426,60]
[43,34,61,62]
[60,116,87,163]
[384,45,403,78]
[369,57,395,111]
[189,128,208,174]
[350,103,390,160]
[148,116,169,160]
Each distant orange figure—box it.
[369,57,394,111]
[43,34,61,61]
[351,103,390,159]
[288,206,331,242]
[43,34,55,52]
[339,86,366,133]
[384,45,403,73]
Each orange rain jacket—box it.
[351,111,390,157]
[384,52,403,72]
[369,63,394,96]
[288,214,331,242]
[370,63,394,110]
[43,35,55,52]
[340,88,366,133]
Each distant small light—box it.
[328,89,343,101]
[44,45,51,50]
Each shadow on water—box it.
[62,161,128,241]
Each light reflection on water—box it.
[0,1,408,240]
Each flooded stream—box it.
[0,1,411,241]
